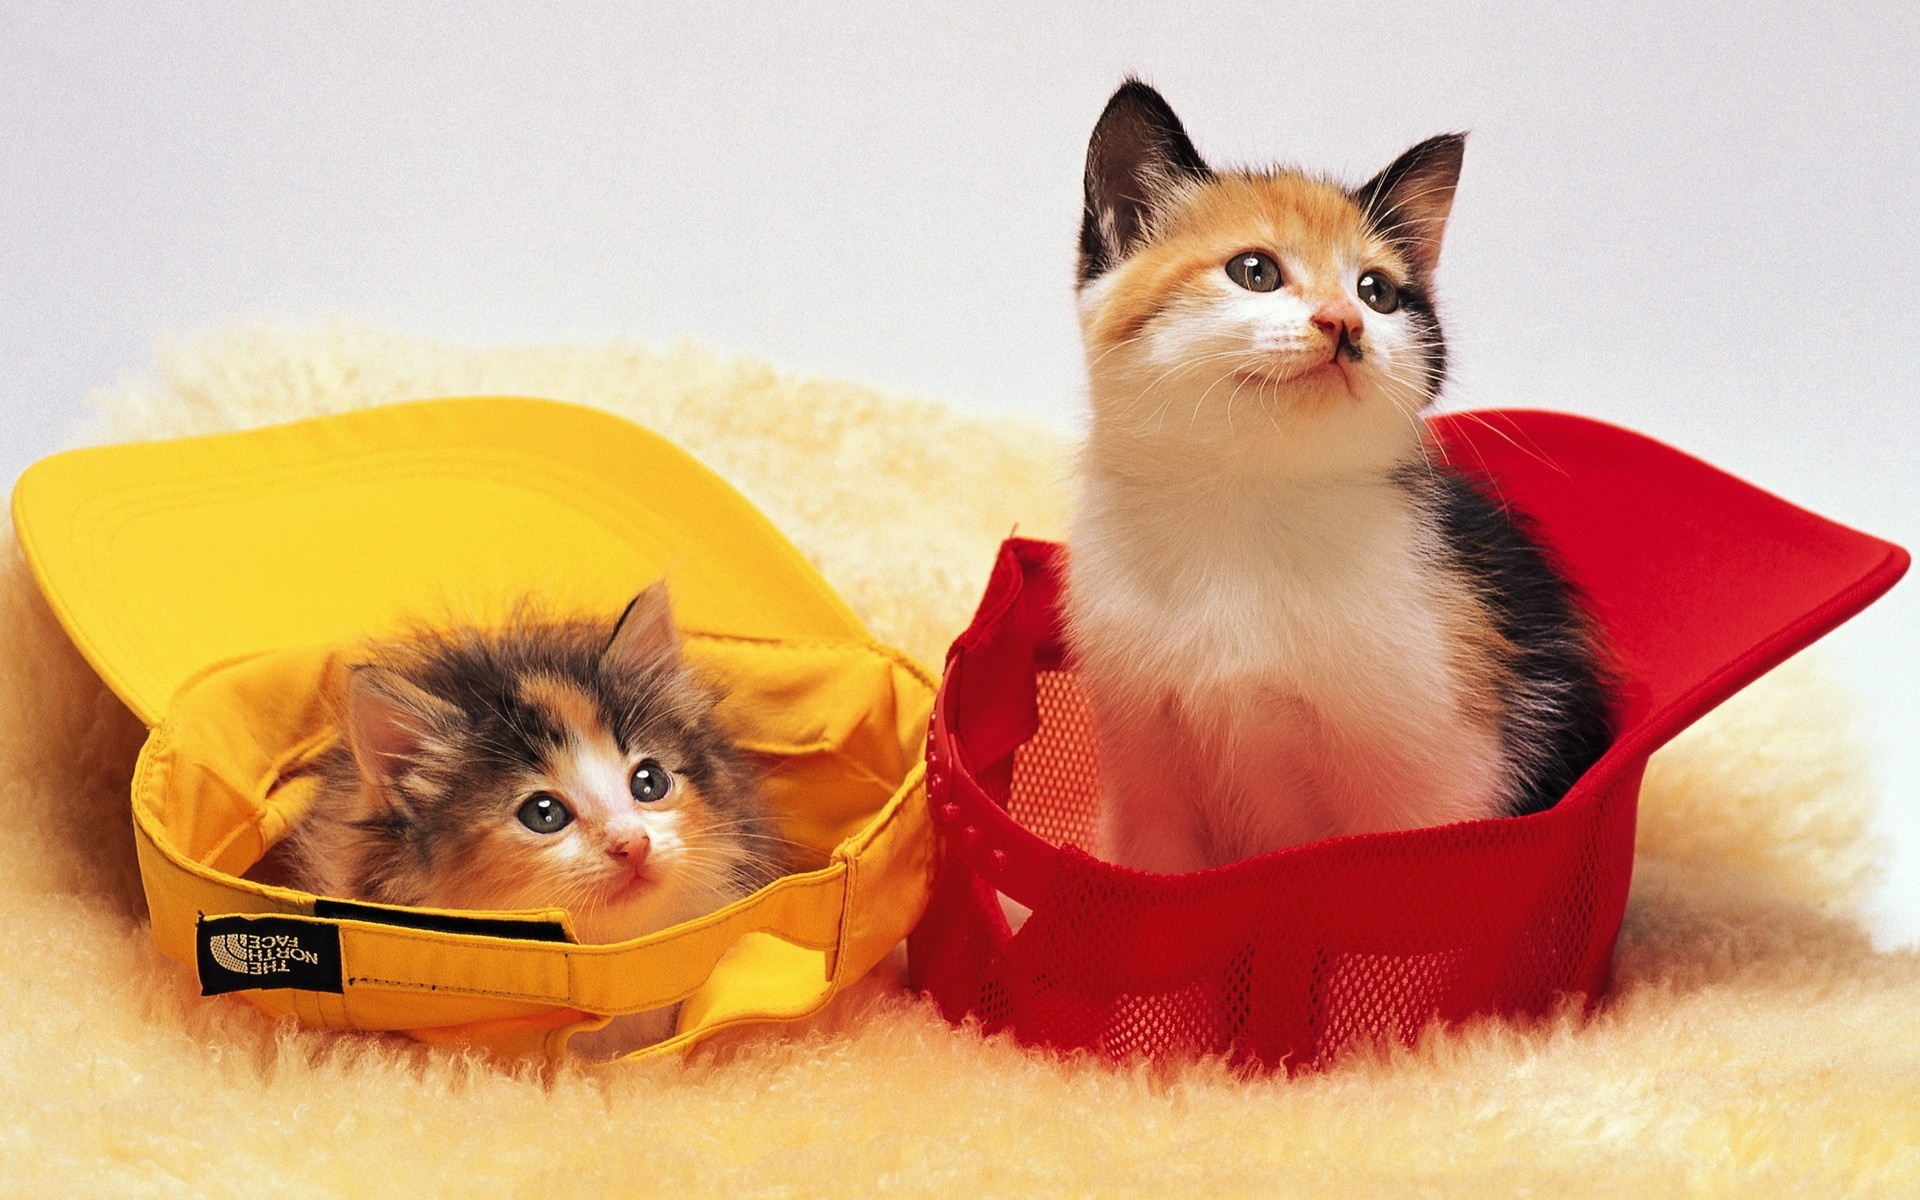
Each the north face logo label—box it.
[197,915,343,996]
[207,932,322,976]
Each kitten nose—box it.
[607,834,651,870]
[1311,300,1365,345]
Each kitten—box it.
[279,581,784,1054]
[1064,81,1611,873]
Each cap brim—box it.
[12,397,867,725]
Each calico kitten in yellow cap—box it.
[280,582,788,1054]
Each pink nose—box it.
[1312,300,1364,343]
[607,834,651,870]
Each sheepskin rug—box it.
[4,321,1916,1197]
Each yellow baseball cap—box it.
[10,398,931,1061]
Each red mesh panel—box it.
[909,410,1907,1072]
[1007,672,1101,853]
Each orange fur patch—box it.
[518,674,608,743]
[1088,172,1414,349]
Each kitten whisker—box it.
[1444,410,1571,483]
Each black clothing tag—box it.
[197,914,344,996]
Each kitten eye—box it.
[1224,251,1281,293]
[516,792,573,835]
[1357,270,1400,314]
[629,759,673,804]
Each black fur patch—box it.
[1079,78,1211,284]
[1396,281,1447,397]
[1407,467,1614,816]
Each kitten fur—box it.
[1065,80,1610,873]
[278,582,783,1054]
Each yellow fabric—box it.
[12,397,865,726]
[10,396,935,1059]
[2,323,1913,1197]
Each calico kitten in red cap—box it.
[1065,81,1610,872]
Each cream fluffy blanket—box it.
[4,323,1915,1197]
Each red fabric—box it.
[908,410,1908,1071]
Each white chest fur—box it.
[1065,468,1510,870]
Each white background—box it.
[5,4,1916,937]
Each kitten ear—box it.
[1354,133,1466,276]
[346,666,455,801]
[1079,78,1211,285]
[605,580,679,670]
